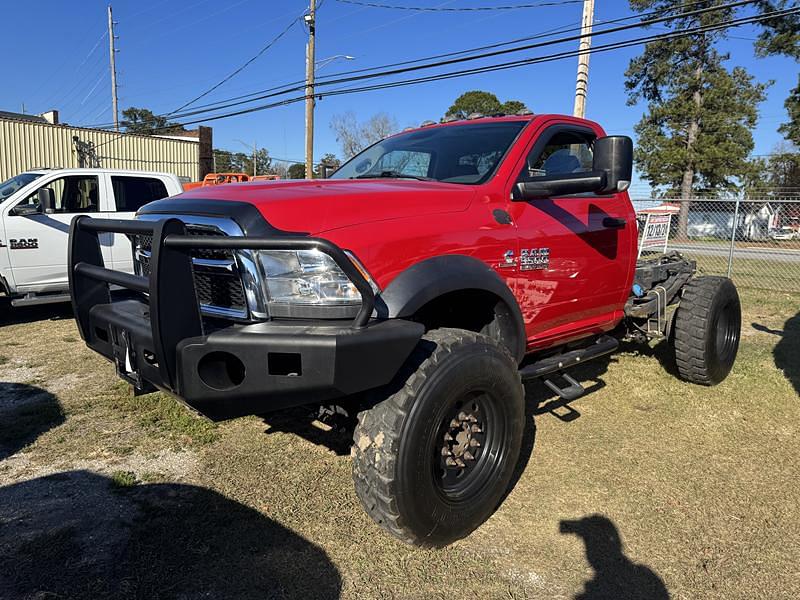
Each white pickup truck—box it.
[0,168,183,308]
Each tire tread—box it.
[351,327,521,546]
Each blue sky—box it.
[2,0,797,188]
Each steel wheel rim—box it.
[715,301,739,363]
[431,389,507,501]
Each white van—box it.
[0,168,183,308]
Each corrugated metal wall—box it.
[0,118,199,182]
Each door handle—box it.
[602,217,626,229]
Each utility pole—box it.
[572,0,594,119]
[236,139,259,176]
[304,0,316,180]
[108,4,120,131]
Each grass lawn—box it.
[0,287,798,599]
[692,254,800,293]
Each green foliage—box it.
[780,84,800,145]
[746,145,800,193]
[287,163,306,179]
[111,470,138,488]
[318,152,340,169]
[626,0,768,198]
[445,91,529,119]
[213,148,272,176]
[755,1,800,59]
[318,153,341,177]
[121,107,183,135]
[755,1,800,144]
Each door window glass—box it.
[519,131,595,182]
[111,176,168,212]
[16,175,100,213]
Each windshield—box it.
[331,121,527,184]
[0,173,43,203]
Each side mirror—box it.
[593,135,633,194]
[10,204,41,217]
[38,188,55,213]
[513,134,633,201]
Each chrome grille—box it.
[133,225,249,319]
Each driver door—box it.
[508,124,634,347]
[3,174,112,290]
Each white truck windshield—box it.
[0,173,43,202]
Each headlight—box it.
[257,249,376,306]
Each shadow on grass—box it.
[260,403,358,456]
[753,313,800,396]
[560,514,669,600]
[0,383,64,460]
[0,298,74,326]
[0,470,341,600]
[523,354,617,423]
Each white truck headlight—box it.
[258,249,376,306]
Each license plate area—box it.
[112,327,144,388]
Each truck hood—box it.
[175,179,475,234]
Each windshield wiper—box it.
[352,170,433,181]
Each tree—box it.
[755,1,800,144]
[318,152,341,177]
[213,148,272,175]
[330,112,398,158]
[500,99,528,115]
[625,0,768,237]
[746,142,800,193]
[121,107,183,135]
[445,91,529,119]
[287,163,306,179]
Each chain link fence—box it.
[631,195,800,293]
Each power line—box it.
[117,5,797,133]
[169,15,303,114]
[334,0,582,10]
[137,0,710,118]
[137,0,770,124]
[84,0,756,128]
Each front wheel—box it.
[672,276,741,385]
[351,328,525,547]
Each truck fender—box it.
[376,254,526,362]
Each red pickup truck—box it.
[68,113,741,547]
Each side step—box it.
[543,373,585,401]
[519,334,619,381]
[10,293,72,307]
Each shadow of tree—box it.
[0,382,64,460]
[0,470,341,600]
[560,514,669,600]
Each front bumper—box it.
[69,216,423,420]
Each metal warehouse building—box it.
[0,110,213,183]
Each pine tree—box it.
[625,0,768,237]
[755,1,800,144]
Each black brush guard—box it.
[68,216,423,420]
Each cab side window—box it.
[111,176,168,212]
[518,130,595,182]
[16,175,100,213]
